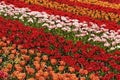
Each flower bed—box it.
[0,36,80,80]
[0,11,120,80]
[0,0,120,80]
[0,1,120,52]
[21,0,120,24]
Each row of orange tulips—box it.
[22,0,120,24]
[21,0,120,10]
[71,0,120,9]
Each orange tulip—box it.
[68,67,75,73]
[50,59,57,65]
[41,62,46,69]
[84,70,88,75]
[0,41,3,46]
[0,50,2,54]
[34,56,40,61]
[16,66,23,72]
[43,71,49,78]
[2,37,6,41]
[6,40,10,45]
[0,58,2,64]
[2,68,9,72]
[0,42,3,47]
[70,74,78,80]
[20,49,28,54]
[12,44,16,49]
[94,76,100,80]
[7,63,12,70]
[35,72,40,79]
[9,54,15,59]
[37,52,41,57]
[18,45,23,50]
[39,76,45,80]
[2,43,7,47]
[14,64,21,69]
[9,46,15,50]
[58,66,64,72]
[42,55,48,61]
[38,70,44,76]
[17,73,26,80]
[22,55,30,61]
[28,78,35,80]
[49,71,55,76]
[20,60,26,66]
[2,47,7,51]
[11,49,16,54]
[90,73,96,79]
[90,74,100,80]
[80,77,86,80]
[59,61,66,66]
[16,52,20,55]
[35,63,40,70]
[33,61,39,65]
[79,69,85,75]
[28,68,35,75]
[64,77,70,80]
[53,75,58,80]
[29,49,34,55]
[12,71,19,77]
[47,66,53,71]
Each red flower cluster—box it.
[0,70,8,79]
[0,16,120,79]
[1,0,120,31]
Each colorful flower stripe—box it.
[2,0,119,26]
[0,1,120,52]
[100,0,120,4]
[22,0,120,24]
[25,0,120,13]
[2,0,120,28]
[0,37,81,80]
[0,16,120,80]
[70,0,120,9]
[48,0,120,10]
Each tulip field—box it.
[0,0,120,80]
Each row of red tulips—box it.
[0,16,120,79]
[1,0,120,31]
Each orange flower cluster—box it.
[22,0,120,23]
[0,36,99,80]
[89,73,100,80]
[71,0,120,9]
[20,0,39,4]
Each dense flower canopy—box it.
[0,0,120,80]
